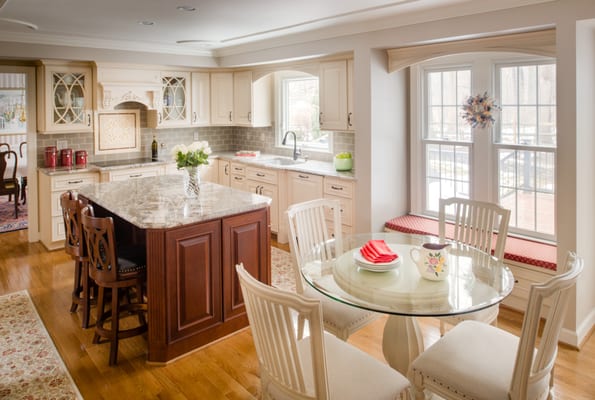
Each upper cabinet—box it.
[210,72,234,125]
[191,72,210,126]
[319,59,354,132]
[233,71,272,127]
[159,72,191,127]
[211,71,272,127]
[37,60,94,133]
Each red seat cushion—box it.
[385,215,557,271]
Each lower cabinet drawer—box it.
[52,173,98,191]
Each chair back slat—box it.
[440,197,511,261]
[509,252,583,399]
[1,150,18,181]
[236,263,329,400]
[287,198,343,294]
[60,191,86,258]
[81,205,119,284]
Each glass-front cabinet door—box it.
[37,61,93,133]
[159,72,191,127]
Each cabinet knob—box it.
[229,111,232,122]
[87,113,92,127]
[347,112,353,127]
[319,112,323,125]
[193,111,197,123]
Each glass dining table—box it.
[300,231,515,375]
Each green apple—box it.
[335,152,352,159]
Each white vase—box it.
[183,166,201,198]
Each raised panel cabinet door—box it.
[319,60,348,131]
[210,72,234,125]
[222,208,271,321]
[191,71,210,126]
[218,160,231,186]
[165,220,222,342]
[233,71,253,126]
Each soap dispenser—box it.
[151,136,158,161]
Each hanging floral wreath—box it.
[461,92,500,129]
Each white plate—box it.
[353,248,401,272]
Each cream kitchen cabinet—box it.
[211,71,272,127]
[36,60,94,133]
[229,162,248,191]
[323,176,355,235]
[246,165,279,233]
[149,72,191,128]
[191,72,210,126]
[210,72,234,125]
[38,170,99,250]
[319,59,354,132]
[286,171,323,207]
[100,165,164,182]
[218,159,231,186]
[233,71,272,127]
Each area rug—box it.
[0,290,82,400]
[0,199,27,233]
[271,246,296,292]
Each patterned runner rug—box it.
[0,198,27,233]
[271,247,296,292]
[0,291,82,399]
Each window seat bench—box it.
[384,214,557,271]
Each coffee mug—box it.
[410,243,451,281]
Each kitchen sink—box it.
[262,157,306,166]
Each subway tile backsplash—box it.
[36,126,355,166]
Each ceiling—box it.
[0,0,552,57]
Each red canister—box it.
[45,146,57,168]
[61,148,73,167]
[75,150,87,167]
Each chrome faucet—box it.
[282,130,302,160]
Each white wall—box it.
[575,19,595,345]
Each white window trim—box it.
[410,52,556,241]
[273,70,333,154]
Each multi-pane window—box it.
[496,63,556,237]
[415,56,556,241]
[278,72,329,152]
[424,68,471,212]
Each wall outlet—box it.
[56,140,68,150]
[193,132,199,140]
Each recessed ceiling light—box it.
[176,6,196,12]
[138,20,155,26]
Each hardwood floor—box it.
[1,229,593,399]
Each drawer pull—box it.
[234,176,243,180]
[298,174,309,179]
[67,179,83,184]
[256,173,265,177]
[129,174,142,178]
[331,185,344,191]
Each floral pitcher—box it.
[410,243,451,281]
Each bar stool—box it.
[60,191,93,328]
[81,204,148,366]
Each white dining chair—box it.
[286,198,377,340]
[409,251,583,400]
[438,197,511,335]
[235,263,411,400]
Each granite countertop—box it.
[77,175,272,230]
[39,153,356,180]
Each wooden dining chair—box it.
[286,198,377,340]
[438,197,511,335]
[410,251,583,400]
[235,263,411,400]
[0,150,20,218]
[60,191,93,328]
[81,204,148,366]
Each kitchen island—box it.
[77,175,271,363]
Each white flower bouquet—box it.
[171,141,212,169]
